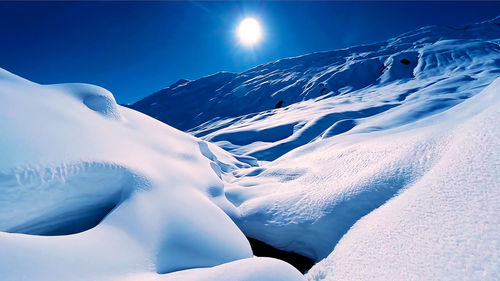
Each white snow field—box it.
[0,68,305,281]
[130,16,500,279]
[1,17,499,281]
[305,77,500,279]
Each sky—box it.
[0,1,499,104]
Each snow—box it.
[160,257,305,281]
[2,16,500,281]
[306,76,500,280]
[0,69,304,280]
[130,16,499,277]
[130,17,500,134]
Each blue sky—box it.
[1,1,499,104]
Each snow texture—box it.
[0,68,304,280]
[306,75,500,281]
[2,16,500,281]
[132,17,500,266]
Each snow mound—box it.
[61,83,122,119]
[160,257,305,281]
[306,76,500,280]
[0,69,304,280]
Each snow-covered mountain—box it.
[130,17,500,149]
[1,17,499,281]
[130,17,500,279]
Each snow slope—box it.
[306,75,500,281]
[2,16,499,281]
[0,68,304,281]
[131,18,500,162]
[131,16,500,278]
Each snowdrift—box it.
[306,75,500,281]
[0,68,304,281]
[2,16,499,281]
[131,17,500,279]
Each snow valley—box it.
[1,17,500,281]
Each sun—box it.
[237,18,262,46]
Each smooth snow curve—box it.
[0,68,304,281]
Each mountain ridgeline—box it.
[131,18,498,131]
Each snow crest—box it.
[0,69,304,280]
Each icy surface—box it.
[0,68,304,280]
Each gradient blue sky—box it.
[1,1,499,103]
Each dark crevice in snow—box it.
[247,237,315,274]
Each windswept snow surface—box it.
[131,17,500,279]
[2,17,500,281]
[306,76,500,281]
[131,18,500,161]
[0,68,304,281]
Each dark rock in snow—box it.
[400,58,411,65]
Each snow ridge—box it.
[131,16,500,276]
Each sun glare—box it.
[237,18,262,46]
